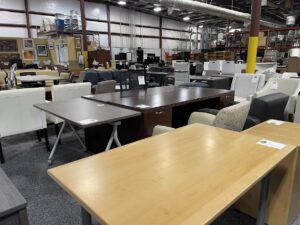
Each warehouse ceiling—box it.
[88,0,300,28]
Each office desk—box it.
[17,75,62,86]
[35,98,141,164]
[190,76,231,89]
[83,86,234,151]
[236,121,300,225]
[48,124,296,225]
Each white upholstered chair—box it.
[282,72,298,79]
[0,88,49,163]
[231,73,265,102]
[95,80,116,94]
[254,78,300,118]
[153,101,251,135]
[47,83,92,126]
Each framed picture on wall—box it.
[76,51,82,59]
[23,50,36,60]
[75,37,82,49]
[48,42,54,50]
[36,44,48,57]
[0,39,18,52]
[23,39,34,49]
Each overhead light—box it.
[183,16,190,21]
[199,25,203,28]
[154,6,162,12]
[118,0,126,5]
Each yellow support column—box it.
[246,0,262,74]
[84,51,89,68]
[246,37,259,73]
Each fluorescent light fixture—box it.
[118,0,126,5]
[154,6,162,12]
[183,16,190,21]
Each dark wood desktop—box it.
[83,86,234,152]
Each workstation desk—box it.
[48,124,296,225]
[236,120,300,225]
[35,98,141,165]
[83,86,234,152]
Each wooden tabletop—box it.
[243,120,300,146]
[83,86,233,111]
[35,98,141,128]
[48,124,296,225]
[16,75,62,82]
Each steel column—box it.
[246,0,262,73]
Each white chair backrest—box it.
[256,62,277,73]
[208,61,221,71]
[96,80,116,94]
[259,78,300,96]
[282,72,298,79]
[234,63,246,73]
[0,88,46,137]
[221,61,235,75]
[52,83,91,102]
[203,62,209,71]
[231,73,266,98]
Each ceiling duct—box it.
[150,0,283,28]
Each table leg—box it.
[48,121,66,166]
[256,174,271,225]
[68,122,86,150]
[81,207,92,225]
[105,122,122,151]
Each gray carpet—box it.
[0,128,300,225]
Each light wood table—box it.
[48,124,296,225]
[236,121,300,225]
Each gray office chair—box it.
[95,80,116,94]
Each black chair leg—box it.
[36,130,42,142]
[0,139,5,164]
[55,124,62,145]
[43,128,51,152]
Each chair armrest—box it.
[152,125,175,136]
[188,112,216,125]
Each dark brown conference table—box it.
[35,98,141,165]
[83,86,234,152]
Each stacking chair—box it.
[230,73,265,102]
[254,78,300,119]
[153,101,251,136]
[95,80,116,94]
[282,72,298,79]
[0,88,49,163]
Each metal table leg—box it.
[256,174,271,225]
[48,121,66,165]
[68,122,86,150]
[105,122,122,151]
[81,207,92,225]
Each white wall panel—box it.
[163,39,188,50]
[111,24,131,34]
[0,0,24,10]
[162,30,189,39]
[111,35,131,48]
[110,6,130,24]
[86,21,107,32]
[29,0,80,15]
[88,34,109,48]
[30,15,55,27]
[0,27,28,38]
[135,27,159,37]
[85,2,107,20]
[134,12,159,27]
[136,38,159,49]
[162,18,192,31]
[0,12,26,24]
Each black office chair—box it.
[128,69,147,90]
[164,76,175,86]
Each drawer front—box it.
[220,92,234,108]
[142,108,172,137]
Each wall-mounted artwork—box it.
[36,45,48,57]
[23,39,34,49]
[75,37,82,49]
[0,40,18,52]
[23,50,35,60]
